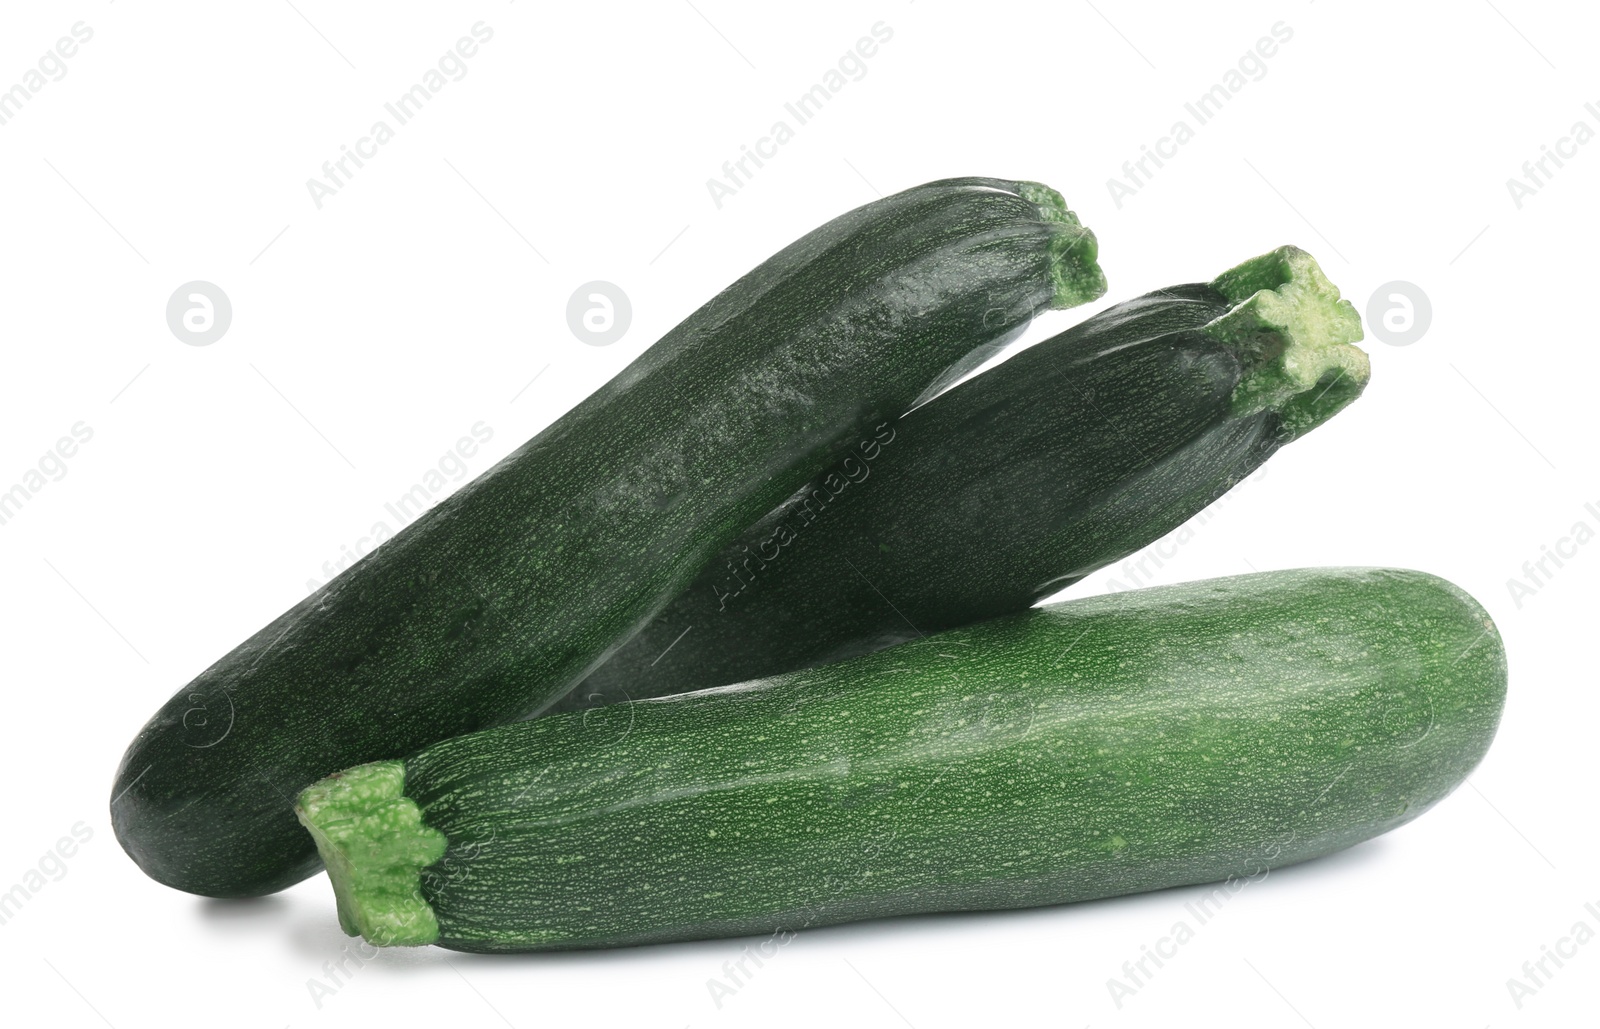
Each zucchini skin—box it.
[111,177,1102,898]
[317,568,1505,952]
[560,283,1286,707]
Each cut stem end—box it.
[1206,245,1369,440]
[1019,181,1107,309]
[295,760,446,948]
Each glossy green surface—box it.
[563,247,1368,707]
[111,177,1103,897]
[319,568,1505,951]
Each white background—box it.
[1,1,1594,1026]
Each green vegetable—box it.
[297,567,1506,952]
[111,177,1105,898]
[561,246,1367,707]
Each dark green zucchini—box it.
[111,177,1105,898]
[296,567,1506,951]
[559,246,1368,708]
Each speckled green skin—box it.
[111,177,1105,898]
[332,568,1504,951]
[561,249,1368,707]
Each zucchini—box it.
[296,567,1506,952]
[560,246,1368,707]
[111,177,1106,898]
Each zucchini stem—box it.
[295,761,445,947]
[1019,181,1106,309]
[1205,245,1368,440]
